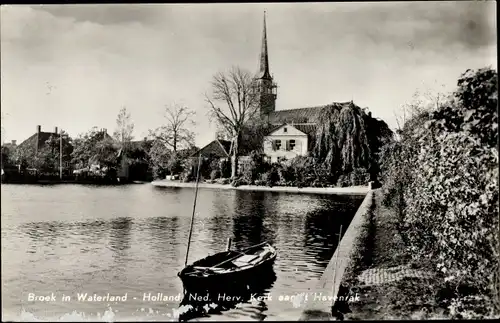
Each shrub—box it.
[381,67,499,318]
[254,179,265,186]
[277,164,295,186]
[349,167,371,186]
[262,166,280,187]
[239,151,269,185]
[210,169,221,180]
[231,177,247,187]
[181,173,193,183]
[219,159,231,178]
[336,174,350,187]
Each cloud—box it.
[33,4,169,26]
[0,2,496,147]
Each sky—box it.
[0,2,497,147]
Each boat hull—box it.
[178,242,277,293]
[179,255,275,292]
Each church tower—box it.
[256,11,277,119]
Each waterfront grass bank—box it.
[338,189,450,320]
[151,179,369,196]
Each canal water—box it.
[1,184,363,321]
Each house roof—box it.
[266,123,317,137]
[191,139,231,158]
[129,139,154,150]
[218,140,232,155]
[268,101,352,124]
[18,132,61,151]
[293,124,317,137]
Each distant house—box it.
[16,125,73,173]
[17,125,61,156]
[191,139,232,160]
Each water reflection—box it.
[145,216,181,263]
[207,191,234,250]
[303,198,360,265]
[108,217,133,258]
[232,191,274,249]
[22,220,109,251]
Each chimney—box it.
[11,140,16,145]
[54,126,58,134]
[37,125,41,134]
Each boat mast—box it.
[184,154,203,267]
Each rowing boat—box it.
[178,241,277,291]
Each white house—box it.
[263,123,316,163]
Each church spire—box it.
[258,11,271,80]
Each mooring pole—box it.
[59,129,63,180]
[226,237,232,251]
[184,154,202,267]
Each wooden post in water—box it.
[226,237,232,251]
[184,154,202,267]
[59,128,63,180]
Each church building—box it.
[256,12,355,163]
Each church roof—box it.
[268,101,353,124]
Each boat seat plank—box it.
[234,254,259,263]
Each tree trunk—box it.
[231,134,239,178]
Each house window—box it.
[274,140,282,151]
[289,140,296,151]
[283,127,287,133]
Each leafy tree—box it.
[313,103,390,182]
[71,127,119,178]
[147,140,170,179]
[1,145,15,169]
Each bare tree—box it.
[149,104,196,153]
[113,107,135,150]
[205,66,259,178]
[393,88,447,140]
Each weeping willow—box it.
[313,102,391,179]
